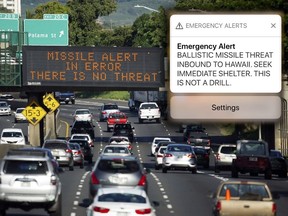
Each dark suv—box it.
[231,140,272,179]
[112,123,134,143]
[69,139,93,164]
[70,120,95,140]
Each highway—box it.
[0,98,288,216]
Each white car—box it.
[109,136,132,152]
[70,133,94,147]
[151,137,171,156]
[155,146,167,170]
[0,128,26,145]
[14,107,27,123]
[72,109,93,122]
[87,188,157,216]
[0,101,11,116]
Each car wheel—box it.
[138,118,143,124]
[264,169,272,179]
[155,164,160,170]
[162,167,167,173]
[156,118,160,123]
[69,165,74,171]
[48,194,62,216]
[279,170,287,178]
[191,168,197,174]
[80,162,84,169]
[14,119,18,123]
[0,208,6,216]
[214,166,220,173]
[107,127,110,132]
[88,157,93,164]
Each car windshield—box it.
[98,193,146,203]
[0,102,8,107]
[219,183,269,198]
[2,132,23,137]
[98,159,139,173]
[4,160,48,174]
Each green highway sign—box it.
[24,19,69,46]
[0,13,19,43]
[0,13,19,19]
[43,14,68,20]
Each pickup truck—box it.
[231,140,272,179]
[212,180,277,216]
[138,102,161,123]
[55,92,75,104]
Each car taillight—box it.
[164,153,173,157]
[216,201,221,211]
[50,175,57,185]
[138,175,147,186]
[91,173,100,185]
[102,111,107,114]
[216,153,220,160]
[93,206,110,213]
[187,153,195,158]
[204,154,209,159]
[272,203,277,213]
[66,149,72,154]
[135,208,152,214]
[157,154,163,158]
[128,145,132,150]
[74,150,81,155]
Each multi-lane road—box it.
[1,98,288,216]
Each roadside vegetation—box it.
[76,91,130,101]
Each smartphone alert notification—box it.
[169,14,282,121]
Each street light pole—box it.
[134,4,160,13]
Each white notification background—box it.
[170,14,282,93]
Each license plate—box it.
[109,176,128,184]
[21,182,30,187]
[117,212,128,216]
[249,157,258,161]
[177,155,183,159]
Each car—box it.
[100,144,132,157]
[99,103,120,122]
[14,107,27,123]
[72,108,93,122]
[138,102,161,123]
[42,139,74,171]
[183,128,208,143]
[0,148,62,215]
[155,146,167,170]
[185,131,211,149]
[70,133,94,147]
[162,143,197,174]
[55,91,75,104]
[87,188,157,216]
[154,140,176,156]
[231,140,272,179]
[269,149,287,178]
[209,144,237,173]
[112,123,134,143]
[0,94,14,101]
[89,155,149,199]
[212,181,277,216]
[69,139,93,164]
[193,146,210,169]
[106,111,128,132]
[151,137,172,156]
[108,136,133,152]
[0,128,26,145]
[68,142,84,168]
[179,123,204,133]
[0,101,11,116]
[70,120,95,140]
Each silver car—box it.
[0,149,62,215]
[42,139,74,171]
[0,101,11,116]
[162,144,197,173]
[155,146,167,170]
[89,155,149,199]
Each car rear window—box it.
[97,159,140,173]
[219,184,269,198]
[44,142,67,149]
[141,103,158,109]
[2,132,23,137]
[220,146,236,154]
[104,105,118,110]
[98,193,146,203]
[4,160,48,174]
[104,147,129,154]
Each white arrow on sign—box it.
[59,30,64,37]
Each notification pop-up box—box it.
[170,14,282,93]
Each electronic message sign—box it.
[22,46,164,89]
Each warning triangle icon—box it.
[175,22,183,30]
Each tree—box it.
[131,6,168,48]
[30,1,70,19]
[67,0,117,46]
